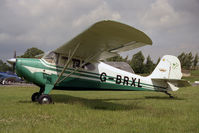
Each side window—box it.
[83,63,95,71]
[58,56,81,68]
[72,59,80,68]
[43,52,58,64]
[59,56,68,66]
[57,56,95,71]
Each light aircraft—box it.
[7,20,190,104]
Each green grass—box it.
[0,85,199,133]
[182,69,199,82]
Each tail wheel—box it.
[38,94,52,104]
[31,92,40,102]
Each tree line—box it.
[107,51,198,74]
[178,52,198,70]
[0,47,198,73]
[0,60,12,72]
[107,51,158,74]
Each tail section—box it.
[149,55,182,79]
[149,55,190,92]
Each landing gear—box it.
[31,92,40,102]
[31,88,44,102]
[31,92,52,104]
[165,91,174,98]
[38,94,52,104]
[31,85,54,104]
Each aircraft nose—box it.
[7,58,16,65]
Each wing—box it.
[54,20,152,61]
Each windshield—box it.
[43,51,58,64]
[42,52,95,70]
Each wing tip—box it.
[94,20,153,45]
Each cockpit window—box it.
[72,59,81,68]
[43,52,95,71]
[43,52,58,64]
[59,56,68,66]
[83,63,95,71]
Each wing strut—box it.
[54,43,80,86]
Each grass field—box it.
[0,85,199,133]
[182,69,199,83]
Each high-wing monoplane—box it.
[7,20,190,104]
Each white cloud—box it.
[0,33,10,41]
[140,0,183,30]
[2,0,121,48]
[72,2,121,27]
[0,0,198,62]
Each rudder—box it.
[149,55,182,79]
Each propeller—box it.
[7,51,17,72]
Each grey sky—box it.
[0,0,198,62]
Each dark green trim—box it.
[56,76,152,91]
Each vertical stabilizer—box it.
[149,55,182,79]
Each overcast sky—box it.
[0,0,199,62]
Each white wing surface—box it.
[54,20,152,61]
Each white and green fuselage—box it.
[15,58,168,93]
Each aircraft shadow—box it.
[19,101,32,103]
[145,96,185,100]
[51,94,144,111]
[18,94,184,111]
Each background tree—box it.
[106,55,126,62]
[130,51,145,74]
[156,57,160,66]
[0,60,12,72]
[144,55,155,74]
[185,52,193,70]
[178,52,186,68]
[193,53,198,69]
[124,56,129,63]
[178,52,194,70]
[19,47,44,58]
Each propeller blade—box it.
[7,50,17,72]
[13,51,16,72]
[14,50,16,58]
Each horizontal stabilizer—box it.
[152,78,191,88]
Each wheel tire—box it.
[31,92,40,102]
[38,94,52,104]
[169,95,174,98]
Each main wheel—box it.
[169,95,174,98]
[38,94,52,104]
[31,92,40,102]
